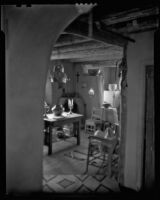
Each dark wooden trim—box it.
[154,28,160,192]
[142,65,155,190]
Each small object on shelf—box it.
[108,84,117,91]
[56,130,65,139]
[88,69,99,76]
[63,123,73,137]
[102,103,112,108]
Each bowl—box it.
[51,104,63,116]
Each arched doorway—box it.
[4,5,92,193]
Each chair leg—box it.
[107,156,112,178]
[97,151,105,174]
[84,141,92,174]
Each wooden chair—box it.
[84,124,119,177]
[85,107,103,135]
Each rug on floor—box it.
[43,174,120,193]
[63,149,119,178]
[43,132,120,193]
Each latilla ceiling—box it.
[50,1,159,68]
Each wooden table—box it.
[44,112,83,155]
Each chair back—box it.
[94,124,119,153]
[101,137,118,158]
[104,123,119,139]
[91,107,103,121]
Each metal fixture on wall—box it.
[49,64,70,88]
[88,88,95,96]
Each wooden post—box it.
[118,44,128,185]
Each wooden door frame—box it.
[154,28,160,191]
[142,65,155,190]
[118,45,128,186]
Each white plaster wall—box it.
[5,5,79,193]
[124,31,154,190]
[74,64,117,118]
[74,64,103,118]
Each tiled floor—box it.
[43,174,120,193]
[43,129,120,193]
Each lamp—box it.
[102,107,119,125]
[103,90,120,108]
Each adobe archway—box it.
[4,5,91,193]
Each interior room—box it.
[3,1,159,196]
[42,33,123,193]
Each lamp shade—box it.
[103,90,120,108]
[102,107,119,125]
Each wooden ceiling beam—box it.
[53,41,122,54]
[72,60,119,67]
[101,7,159,25]
[70,56,122,63]
[106,18,159,34]
[54,34,92,47]
[50,46,123,60]
[54,38,92,47]
[64,20,135,47]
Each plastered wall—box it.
[45,63,116,118]
[74,64,117,118]
[124,31,154,190]
[5,5,79,193]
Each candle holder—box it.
[68,99,73,114]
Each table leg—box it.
[73,122,76,137]
[48,125,52,155]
